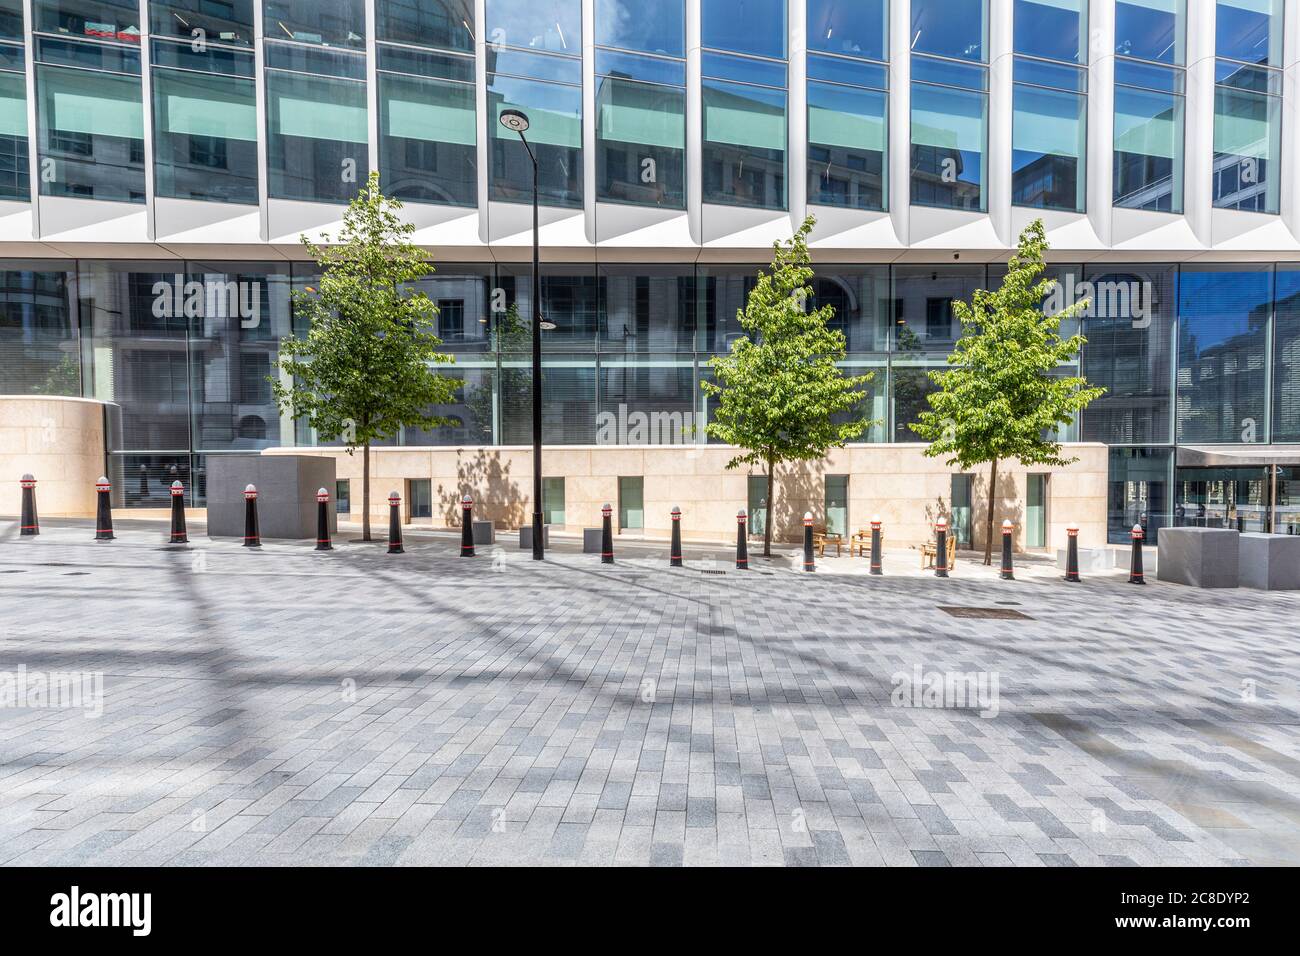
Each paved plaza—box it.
[1,518,1298,867]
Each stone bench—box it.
[1239,533,1300,590]
[1157,527,1239,588]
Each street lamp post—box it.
[500,108,545,560]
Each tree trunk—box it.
[362,442,372,542]
[983,457,998,566]
[763,458,775,558]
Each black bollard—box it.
[316,487,333,552]
[869,516,883,575]
[19,474,37,536]
[169,480,188,544]
[669,506,683,567]
[1064,523,1081,582]
[1128,523,1145,585]
[243,484,261,548]
[736,509,749,569]
[934,516,949,578]
[387,491,404,554]
[802,511,815,572]
[999,519,1014,580]
[94,477,114,542]
[460,494,475,557]
[601,503,614,564]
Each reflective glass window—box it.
[807,0,886,61]
[1215,0,1279,65]
[1114,71,1184,212]
[377,0,476,206]
[808,79,887,210]
[488,74,582,207]
[806,2,887,212]
[702,79,786,209]
[1212,1,1282,213]
[1014,0,1085,62]
[376,0,473,53]
[486,0,582,208]
[1107,447,1173,543]
[1077,264,1175,445]
[0,264,78,395]
[262,0,364,49]
[36,64,146,203]
[152,66,258,204]
[910,0,986,61]
[1115,0,1185,64]
[911,0,987,211]
[266,69,368,203]
[1113,1,1185,211]
[1177,266,1272,444]
[485,0,580,56]
[34,1,142,41]
[596,1,685,209]
[596,0,684,57]
[0,1,26,201]
[891,264,985,352]
[186,263,292,451]
[79,261,192,450]
[1274,267,1300,443]
[701,0,786,60]
[599,264,696,353]
[910,77,986,211]
[150,1,254,47]
[1012,1,1087,214]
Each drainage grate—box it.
[700,569,727,575]
[938,606,1033,621]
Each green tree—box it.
[910,219,1104,565]
[702,216,876,557]
[272,171,457,541]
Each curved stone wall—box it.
[0,396,115,518]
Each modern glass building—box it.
[2,0,1300,542]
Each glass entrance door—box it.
[1274,466,1299,535]
[1174,467,1271,532]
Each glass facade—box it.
[1012,0,1086,212]
[377,2,476,206]
[1113,0,1185,212]
[1211,0,1281,213]
[151,2,257,204]
[487,0,582,207]
[34,0,146,202]
[910,0,988,211]
[0,2,1283,221]
[0,1,25,201]
[595,1,685,208]
[702,0,787,209]
[807,0,887,211]
[264,1,368,203]
[0,257,1299,528]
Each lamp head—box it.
[499,108,530,133]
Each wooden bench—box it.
[920,535,957,569]
[850,529,886,557]
[812,527,843,557]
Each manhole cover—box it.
[938,606,1033,620]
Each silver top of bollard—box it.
[245,483,256,492]
[21,473,34,482]
[389,490,401,502]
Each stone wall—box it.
[0,396,113,517]
[265,443,1109,552]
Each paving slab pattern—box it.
[1,521,1297,867]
